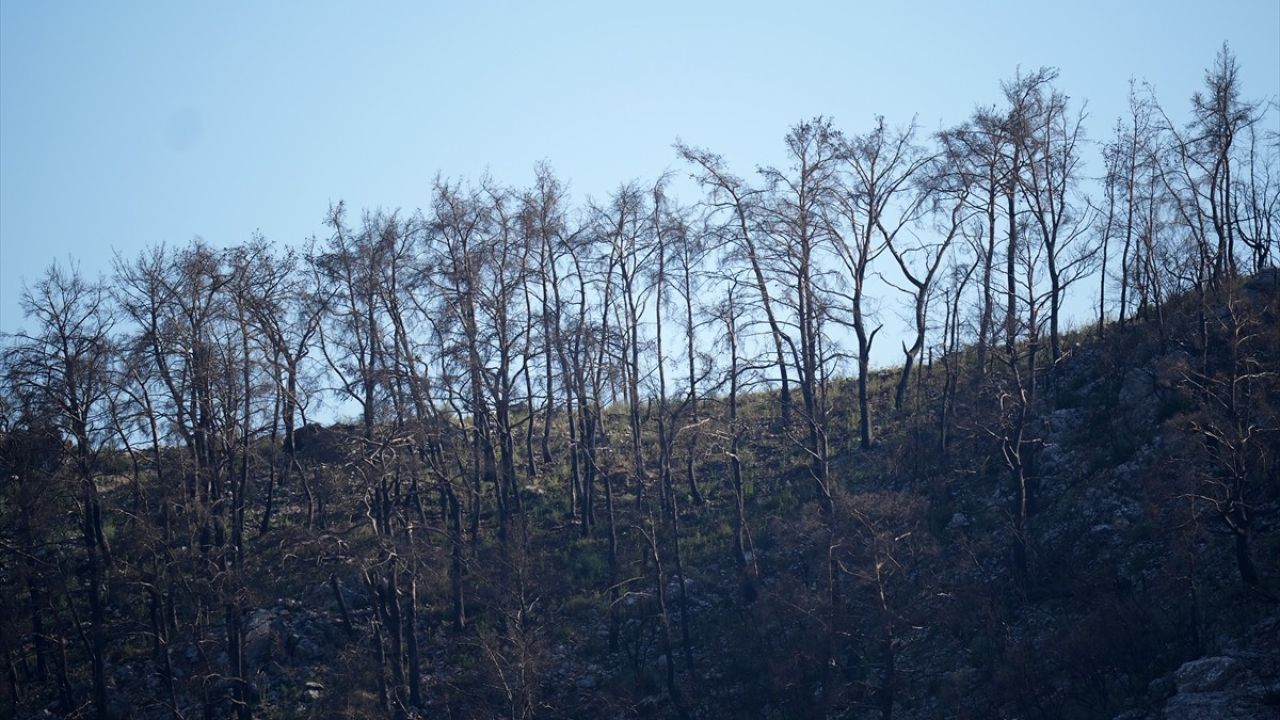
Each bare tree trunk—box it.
[405,571,422,708]
[721,290,759,602]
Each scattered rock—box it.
[291,634,325,661]
[1119,368,1155,406]
[575,674,598,690]
[1144,649,1279,720]
[1175,656,1242,693]
[1148,674,1175,701]
[1164,690,1252,720]
[245,609,285,668]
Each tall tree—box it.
[997,68,1057,356]
[1015,73,1096,362]
[1189,44,1259,283]
[678,143,795,425]
[759,117,844,505]
[884,150,967,410]
[6,264,117,719]
[835,117,932,449]
[938,110,1008,377]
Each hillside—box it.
[2,270,1277,720]
[3,45,1279,719]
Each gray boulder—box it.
[1174,656,1241,693]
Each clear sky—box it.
[2,0,1278,338]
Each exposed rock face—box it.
[242,601,338,673]
[245,608,287,669]
[1117,616,1280,720]
[1174,656,1241,693]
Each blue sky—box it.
[2,0,1278,338]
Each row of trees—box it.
[1,47,1275,719]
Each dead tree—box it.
[679,142,795,425]
[6,263,117,719]
[884,149,968,410]
[835,116,933,448]
[1015,74,1097,362]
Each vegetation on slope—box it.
[1,47,1278,720]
